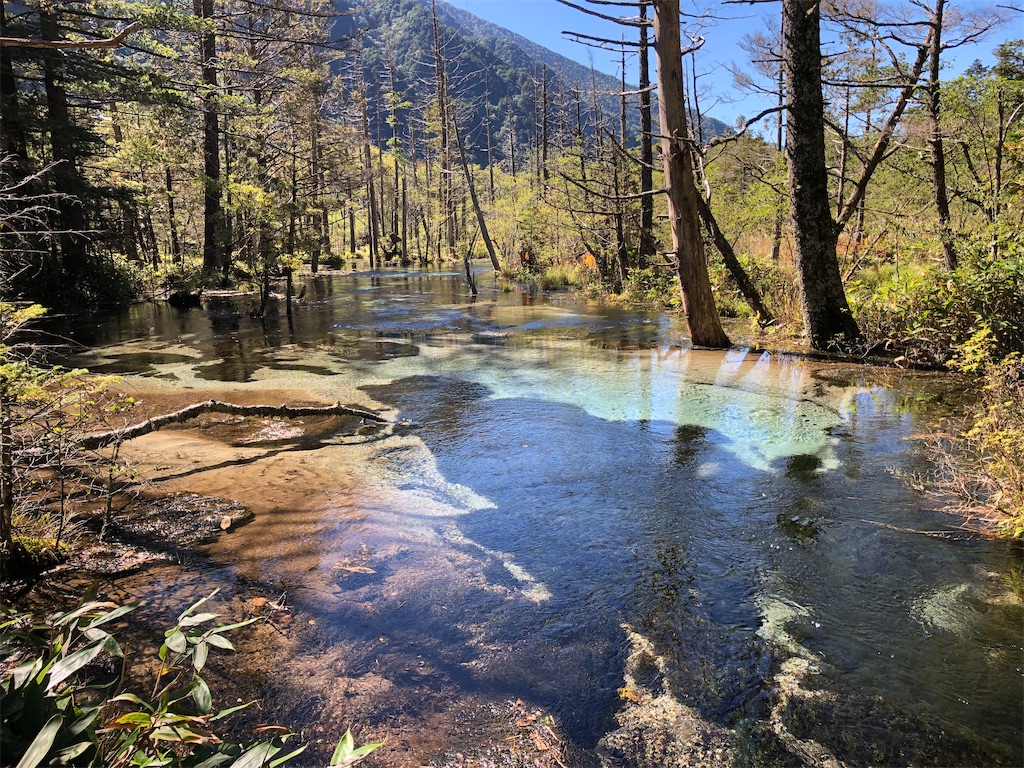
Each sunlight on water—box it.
[357,340,847,472]
[50,272,1024,765]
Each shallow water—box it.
[51,269,1023,765]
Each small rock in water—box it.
[220,515,233,530]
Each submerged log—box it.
[80,400,388,450]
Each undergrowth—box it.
[0,590,380,767]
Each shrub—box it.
[0,590,381,767]
[851,237,1024,364]
[621,266,680,309]
[947,330,1024,538]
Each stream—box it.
[49,269,1023,766]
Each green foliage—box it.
[620,267,680,309]
[949,336,1024,538]
[320,253,346,270]
[536,260,597,292]
[0,591,382,767]
[851,237,1024,365]
[1,303,145,570]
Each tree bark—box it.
[782,0,860,350]
[195,0,227,280]
[697,197,775,326]
[40,10,91,285]
[165,166,183,263]
[452,109,501,271]
[653,0,729,348]
[771,13,785,262]
[1,0,31,179]
[926,0,957,271]
[638,2,656,265]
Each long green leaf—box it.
[165,629,187,654]
[190,753,235,768]
[177,590,219,623]
[47,635,122,690]
[11,658,42,690]
[330,731,354,765]
[226,741,276,768]
[204,634,234,651]
[193,641,209,671]
[55,739,92,763]
[83,602,138,630]
[193,675,212,714]
[210,700,255,722]
[179,612,219,628]
[15,713,62,768]
[268,744,306,767]
[208,618,257,635]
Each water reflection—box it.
[43,268,1024,765]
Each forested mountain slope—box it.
[337,0,727,163]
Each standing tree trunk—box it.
[361,91,380,268]
[165,166,183,264]
[195,0,223,274]
[782,0,860,350]
[452,109,501,271]
[926,0,957,271]
[638,2,656,265]
[771,13,786,262]
[1,0,31,180]
[40,10,89,285]
[652,0,729,348]
[195,0,226,281]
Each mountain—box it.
[336,0,730,164]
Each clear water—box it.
[50,269,1023,765]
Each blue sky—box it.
[450,0,1021,129]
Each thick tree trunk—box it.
[653,0,729,348]
[771,15,785,262]
[40,10,89,283]
[926,0,957,271]
[195,0,226,280]
[782,0,861,350]
[1,0,30,179]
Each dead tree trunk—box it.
[452,109,501,271]
[194,0,226,280]
[697,198,776,326]
[653,0,730,348]
[638,2,656,265]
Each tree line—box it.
[1,0,1021,355]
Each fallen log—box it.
[80,399,388,450]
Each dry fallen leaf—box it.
[249,597,268,609]
[337,565,376,574]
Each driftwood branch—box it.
[80,400,388,450]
